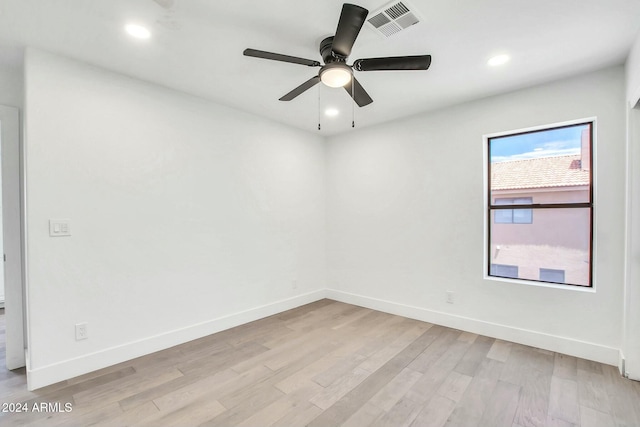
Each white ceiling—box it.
[1,0,639,135]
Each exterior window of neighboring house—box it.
[490,264,519,278]
[540,268,565,283]
[487,121,593,287]
[494,198,533,224]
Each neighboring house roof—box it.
[491,154,589,190]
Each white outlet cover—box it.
[75,323,88,340]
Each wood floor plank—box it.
[577,368,612,414]
[274,336,368,394]
[269,401,322,427]
[329,307,375,330]
[457,331,478,343]
[93,401,159,427]
[359,325,431,374]
[579,405,615,427]
[553,353,578,381]
[577,358,604,374]
[368,367,423,412]
[372,395,424,427]
[407,327,460,373]
[545,415,578,427]
[137,398,226,427]
[234,380,323,427]
[312,352,366,387]
[453,335,494,376]
[73,369,183,406]
[407,340,472,404]
[443,358,504,427]
[487,340,512,362]
[200,386,284,427]
[338,402,385,427]
[500,344,554,387]
[309,367,370,410]
[151,368,239,412]
[436,371,473,403]
[478,380,520,427]
[410,395,457,427]
[512,368,551,427]
[548,375,579,425]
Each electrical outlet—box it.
[75,323,88,341]
[292,279,298,289]
[446,291,455,304]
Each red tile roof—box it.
[491,155,589,190]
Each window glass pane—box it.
[540,268,565,283]
[489,124,591,204]
[490,264,519,279]
[489,208,590,286]
[513,208,532,224]
[495,209,513,223]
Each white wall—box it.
[623,30,640,380]
[24,49,326,389]
[326,66,626,365]
[627,31,640,104]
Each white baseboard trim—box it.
[326,289,620,367]
[27,290,327,390]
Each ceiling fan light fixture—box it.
[320,63,352,88]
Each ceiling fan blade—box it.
[279,76,321,101]
[344,77,373,107]
[244,48,321,67]
[353,55,432,71]
[331,4,369,57]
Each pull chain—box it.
[351,76,355,128]
[318,84,321,131]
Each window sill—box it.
[484,275,596,292]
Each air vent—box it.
[367,1,420,38]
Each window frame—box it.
[484,118,595,289]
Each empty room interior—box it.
[1,0,640,426]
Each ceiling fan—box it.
[243,3,431,107]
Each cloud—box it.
[491,139,581,163]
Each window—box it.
[487,121,593,287]
[494,198,532,223]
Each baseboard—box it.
[326,289,621,367]
[27,289,327,390]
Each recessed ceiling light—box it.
[125,24,151,39]
[488,54,510,67]
[325,108,339,117]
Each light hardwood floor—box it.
[1,301,639,426]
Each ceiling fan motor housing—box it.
[320,36,344,64]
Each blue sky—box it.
[490,124,589,163]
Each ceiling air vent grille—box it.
[367,1,420,38]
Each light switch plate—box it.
[49,219,71,237]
